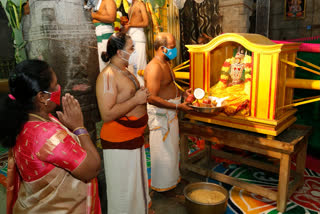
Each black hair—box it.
[0,59,52,148]
[101,32,131,62]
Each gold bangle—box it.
[73,126,86,132]
[77,133,90,137]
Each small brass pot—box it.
[184,182,228,214]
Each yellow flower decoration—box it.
[244,55,252,64]
[114,11,122,33]
[115,0,122,8]
[221,74,229,80]
[221,66,229,72]
[115,0,129,13]
[123,0,130,13]
[245,74,251,79]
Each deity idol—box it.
[210,46,252,116]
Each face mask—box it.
[120,50,131,62]
[162,47,177,60]
[43,84,61,105]
[127,0,132,4]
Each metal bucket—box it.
[184,182,228,214]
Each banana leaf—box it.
[0,0,28,62]
[13,28,27,62]
[0,0,13,27]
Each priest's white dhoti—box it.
[103,146,151,214]
[95,23,113,72]
[147,97,181,191]
[128,27,147,86]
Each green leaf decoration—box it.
[0,0,27,62]
[9,0,27,6]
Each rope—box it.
[278,97,320,110]
[280,59,320,76]
[296,57,320,71]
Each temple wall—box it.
[269,0,320,40]
[219,0,254,33]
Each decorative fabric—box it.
[210,163,320,213]
[147,97,181,191]
[103,146,151,214]
[100,114,148,150]
[13,121,86,182]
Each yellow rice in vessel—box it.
[188,189,226,204]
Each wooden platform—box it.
[179,121,311,213]
[184,108,297,136]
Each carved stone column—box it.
[219,0,254,33]
[256,0,270,37]
[22,1,106,213]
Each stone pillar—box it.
[219,0,254,33]
[256,0,270,37]
[22,1,100,135]
[22,1,106,213]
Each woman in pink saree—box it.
[0,60,101,214]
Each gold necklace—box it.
[109,62,140,91]
[28,113,49,122]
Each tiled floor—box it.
[151,171,207,214]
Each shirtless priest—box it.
[96,32,152,214]
[91,0,116,72]
[144,32,192,194]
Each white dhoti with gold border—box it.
[147,97,181,192]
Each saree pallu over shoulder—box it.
[100,114,148,150]
[13,167,87,214]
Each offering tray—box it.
[188,103,226,114]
